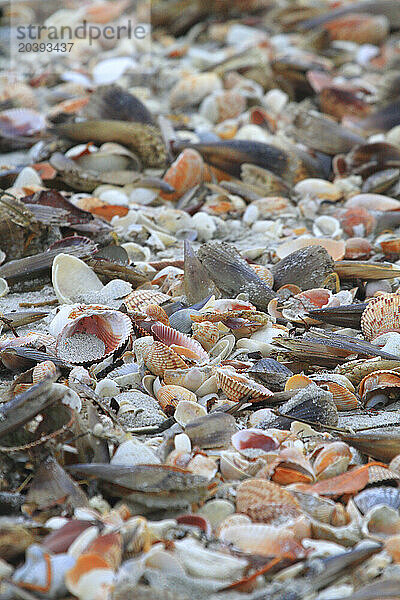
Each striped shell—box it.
[156,385,197,414]
[151,323,209,362]
[361,293,400,341]
[55,305,132,365]
[32,360,58,384]
[314,380,360,411]
[143,341,188,377]
[236,479,301,523]
[145,304,169,326]
[123,290,170,313]
[216,367,273,402]
[250,265,274,287]
[359,370,400,400]
[191,321,220,351]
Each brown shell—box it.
[145,304,170,326]
[236,479,301,523]
[216,368,273,402]
[142,341,188,377]
[361,293,400,341]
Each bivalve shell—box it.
[216,367,273,402]
[361,294,400,341]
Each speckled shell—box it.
[142,341,188,377]
[32,360,58,384]
[216,367,273,402]
[361,293,400,341]
[123,290,170,313]
[156,385,197,414]
[192,321,220,351]
[359,369,400,399]
[55,305,132,365]
[250,264,274,287]
[236,479,301,523]
[145,304,170,326]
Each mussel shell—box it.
[272,246,334,291]
[307,304,367,329]
[249,358,293,391]
[353,487,400,515]
[184,412,237,449]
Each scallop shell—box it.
[313,380,360,411]
[216,367,273,402]
[354,487,400,515]
[174,400,207,427]
[359,369,400,402]
[145,304,169,326]
[361,293,400,341]
[192,321,220,351]
[151,323,209,362]
[156,385,197,414]
[143,341,188,377]
[55,304,132,365]
[236,479,301,523]
[123,290,171,313]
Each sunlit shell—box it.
[345,194,400,212]
[359,370,400,402]
[267,447,316,486]
[250,264,274,287]
[123,290,170,313]
[339,207,375,237]
[55,305,132,365]
[313,380,360,411]
[192,321,220,351]
[52,254,104,305]
[144,304,170,326]
[161,149,204,202]
[236,479,301,523]
[361,293,400,341]
[312,442,352,480]
[219,523,306,557]
[345,237,372,260]
[163,366,213,392]
[174,400,207,427]
[151,323,209,362]
[381,238,400,259]
[32,360,58,384]
[216,367,273,402]
[362,505,400,541]
[276,237,345,261]
[200,90,246,124]
[156,385,197,414]
[143,341,188,377]
[170,73,222,109]
[285,374,312,391]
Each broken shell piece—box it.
[174,400,207,427]
[0,277,9,297]
[362,505,400,541]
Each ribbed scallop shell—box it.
[236,479,301,523]
[354,486,400,515]
[361,293,400,341]
[156,385,197,414]
[32,360,58,384]
[250,265,274,287]
[359,369,400,399]
[55,305,132,365]
[314,380,360,411]
[145,304,170,326]
[123,290,170,313]
[216,367,273,402]
[142,341,188,377]
[191,321,220,351]
[151,323,209,362]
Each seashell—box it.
[309,517,362,547]
[156,385,197,415]
[265,447,316,486]
[170,73,222,109]
[339,207,376,237]
[219,523,306,557]
[122,242,151,263]
[322,12,389,45]
[52,254,103,305]
[345,193,400,212]
[354,487,400,515]
[151,323,208,362]
[216,367,273,402]
[361,293,400,341]
[123,290,171,313]
[175,432,192,453]
[248,358,292,391]
[291,490,347,526]
[65,554,115,600]
[208,335,235,363]
[186,453,218,481]
[173,537,247,581]
[236,478,301,523]
[199,90,246,124]
[312,380,360,411]
[272,245,334,291]
[195,374,218,397]
[32,360,58,384]
[231,429,279,457]
[163,366,213,392]
[168,309,196,335]
[0,277,9,297]
[13,544,75,598]
[313,216,342,239]
[161,149,204,202]
[219,451,264,481]
[276,237,345,261]
[145,304,169,326]
[192,321,220,351]
[362,505,400,541]
[359,369,400,406]
[111,439,160,467]
[312,442,352,480]
[250,264,274,287]
[198,499,235,531]
[174,400,207,427]
[381,238,400,260]
[55,304,132,365]
[142,341,188,377]
[294,179,343,201]
[185,412,237,449]
[345,237,372,260]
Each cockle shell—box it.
[191,321,220,351]
[143,341,188,377]
[236,479,301,523]
[361,293,400,341]
[151,323,209,362]
[123,290,170,312]
[354,487,400,515]
[52,254,103,305]
[54,304,132,365]
[216,367,273,402]
[32,360,58,384]
[156,385,197,414]
[250,264,274,287]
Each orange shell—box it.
[216,368,273,402]
[86,532,122,570]
[284,374,312,391]
[312,442,352,480]
[339,207,375,237]
[315,381,360,411]
[151,323,209,361]
[359,369,400,399]
[381,239,400,258]
[32,360,57,384]
[160,149,204,202]
[66,554,110,590]
[250,265,274,287]
[84,0,129,23]
[123,290,171,313]
[143,341,188,377]
[192,321,220,350]
[145,304,170,326]
[236,479,301,523]
[13,383,33,396]
[157,385,197,413]
[322,12,389,45]
[268,448,315,486]
[361,293,400,341]
[345,237,372,260]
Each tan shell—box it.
[236,479,301,523]
[123,290,170,313]
[156,385,197,413]
[361,293,400,341]
[216,367,273,402]
[143,341,188,377]
[192,321,220,351]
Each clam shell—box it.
[362,505,400,541]
[361,293,400,341]
[55,305,132,365]
[208,335,235,363]
[359,369,400,403]
[354,487,400,515]
[276,237,345,261]
[174,400,207,427]
[163,366,213,392]
[52,253,103,305]
[219,523,306,557]
[312,442,352,480]
[170,73,222,109]
[143,341,188,377]
[216,367,273,402]
[185,412,237,449]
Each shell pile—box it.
[2,1,400,599]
